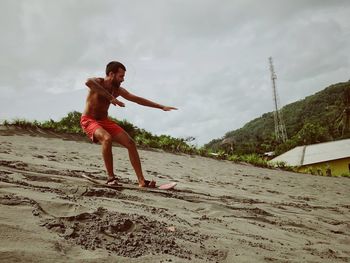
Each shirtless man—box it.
[80,61,177,187]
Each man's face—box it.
[111,68,125,87]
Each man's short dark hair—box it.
[106,61,126,75]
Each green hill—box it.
[205,81,350,155]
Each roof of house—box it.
[271,138,350,166]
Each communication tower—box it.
[269,57,287,142]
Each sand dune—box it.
[0,129,349,262]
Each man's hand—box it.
[110,98,125,107]
[162,106,178,111]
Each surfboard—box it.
[158,182,177,190]
[81,174,177,192]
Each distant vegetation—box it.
[205,81,350,156]
[2,111,197,154]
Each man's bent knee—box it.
[125,138,136,149]
[101,134,112,144]
[95,131,112,145]
[112,131,137,149]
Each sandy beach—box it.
[0,127,349,263]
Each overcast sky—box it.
[1,0,349,146]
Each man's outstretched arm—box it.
[119,87,177,111]
[85,78,125,107]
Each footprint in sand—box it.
[169,161,183,168]
[29,146,38,150]
[0,142,12,154]
[37,200,92,218]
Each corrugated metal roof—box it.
[271,138,350,166]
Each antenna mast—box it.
[269,57,287,142]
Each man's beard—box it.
[112,80,121,88]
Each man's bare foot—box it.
[107,177,120,186]
[139,180,156,188]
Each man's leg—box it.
[112,130,155,187]
[93,128,115,181]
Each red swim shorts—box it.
[80,115,124,142]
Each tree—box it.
[295,123,330,145]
